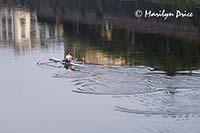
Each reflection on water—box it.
[0,5,64,54]
[1,0,200,120]
[1,1,200,75]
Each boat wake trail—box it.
[52,64,200,117]
[72,66,200,95]
[115,90,200,119]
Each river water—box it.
[0,1,200,133]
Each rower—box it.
[64,52,74,71]
[65,52,73,62]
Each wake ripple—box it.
[72,66,200,95]
[54,65,200,117]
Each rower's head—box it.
[66,52,71,55]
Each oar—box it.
[49,58,64,63]
[37,60,63,68]
[49,58,85,67]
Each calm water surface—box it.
[0,1,200,133]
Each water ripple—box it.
[116,90,200,118]
[54,65,200,117]
[72,66,200,95]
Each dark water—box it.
[1,0,200,133]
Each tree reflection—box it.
[62,21,200,75]
[0,0,200,75]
